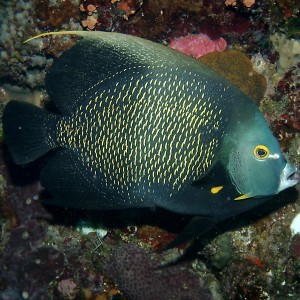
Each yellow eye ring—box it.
[253,145,270,160]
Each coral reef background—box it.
[0,0,299,299]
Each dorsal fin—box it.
[26,31,207,114]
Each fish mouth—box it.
[278,163,299,193]
[287,170,300,182]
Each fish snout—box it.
[278,162,299,193]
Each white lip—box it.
[278,163,299,193]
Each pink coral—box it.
[81,15,98,30]
[225,0,237,5]
[169,34,227,59]
[87,4,97,15]
[57,279,79,299]
[225,0,255,8]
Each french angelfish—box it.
[3,31,299,244]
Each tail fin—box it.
[2,100,58,165]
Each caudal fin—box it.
[2,100,58,165]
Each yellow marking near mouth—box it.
[234,194,251,200]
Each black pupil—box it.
[257,149,266,157]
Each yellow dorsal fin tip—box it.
[23,31,83,44]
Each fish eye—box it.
[253,145,270,160]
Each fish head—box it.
[226,112,299,199]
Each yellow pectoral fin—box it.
[234,193,251,201]
[210,186,224,194]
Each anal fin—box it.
[165,217,217,249]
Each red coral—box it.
[137,225,176,251]
[269,66,300,145]
[34,0,79,30]
[115,0,142,20]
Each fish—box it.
[2,31,299,245]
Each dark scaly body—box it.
[56,67,231,207]
[3,32,298,245]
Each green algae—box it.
[286,16,300,37]
[288,134,300,166]
[260,97,289,119]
